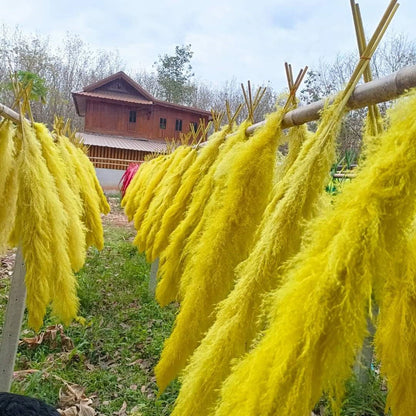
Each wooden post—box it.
[354,311,377,384]
[0,248,26,392]
[149,258,159,297]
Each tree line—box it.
[0,25,278,130]
[1,24,415,158]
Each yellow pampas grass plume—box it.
[132,153,176,236]
[134,146,194,257]
[152,128,227,260]
[375,232,416,416]
[122,157,159,221]
[275,124,309,180]
[14,122,78,330]
[215,91,416,416]
[76,146,110,215]
[145,148,197,262]
[57,135,104,250]
[155,127,240,307]
[0,120,18,254]
[0,120,15,196]
[155,109,284,392]
[171,111,338,416]
[34,123,86,271]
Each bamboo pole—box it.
[350,0,380,385]
[245,63,416,135]
[0,103,20,123]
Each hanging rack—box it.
[246,63,416,134]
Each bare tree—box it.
[300,32,416,160]
[0,25,124,128]
[0,25,296,134]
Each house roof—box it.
[78,132,168,153]
[72,71,211,117]
[82,71,156,101]
[72,91,152,115]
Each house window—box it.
[190,122,198,132]
[129,110,137,123]
[160,117,167,129]
[175,119,182,131]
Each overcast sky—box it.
[1,0,415,91]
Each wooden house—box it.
[72,71,211,169]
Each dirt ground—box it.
[103,196,133,229]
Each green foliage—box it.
[326,150,355,196]
[154,44,195,104]
[0,24,125,128]
[342,371,388,416]
[313,370,389,416]
[13,70,48,103]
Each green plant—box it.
[314,370,389,416]
[342,370,388,416]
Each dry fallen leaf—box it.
[113,401,127,416]
[59,384,86,407]
[19,332,45,348]
[78,399,96,416]
[58,383,96,416]
[19,324,74,351]
[58,406,79,416]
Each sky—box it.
[1,0,415,91]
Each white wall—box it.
[95,168,125,192]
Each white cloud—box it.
[1,0,415,91]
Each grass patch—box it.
[0,197,179,415]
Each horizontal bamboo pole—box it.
[246,64,416,134]
[0,103,20,123]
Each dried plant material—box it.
[113,401,128,416]
[19,324,74,351]
[215,90,416,416]
[155,108,285,391]
[119,163,141,198]
[171,119,334,415]
[155,127,231,306]
[56,134,105,250]
[132,153,177,234]
[58,383,96,416]
[0,120,18,254]
[34,123,86,272]
[122,156,164,221]
[75,146,110,215]
[134,146,195,259]
[152,127,227,263]
[12,122,78,329]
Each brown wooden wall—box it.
[87,145,149,170]
[84,99,209,140]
